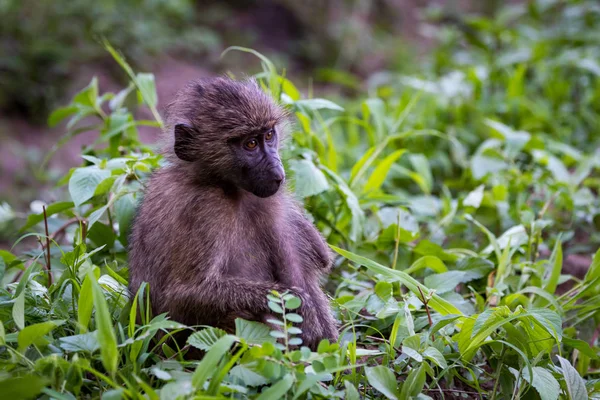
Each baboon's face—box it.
[171,78,287,197]
[228,126,285,198]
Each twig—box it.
[40,217,81,249]
[12,217,83,284]
[418,286,434,341]
[42,206,52,286]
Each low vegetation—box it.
[1,1,599,398]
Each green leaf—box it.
[562,337,598,359]
[289,159,330,198]
[78,273,94,332]
[20,201,74,232]
[286,313,303,323]
[463,185,485,208]
[268,302,284,314]
[256,373,294,400]
[18,320,65,351]
[365,366,398,399]
[59,331,99,353]
[424,270,483,294]
[408,154,433,194]
[188,327,227,351]
[542,239,563,296]
[363,149,407,193]
[404,256,448,274]
[12,291,25,330]
[528,308,562,341]
[229,365,268,387]
[423,346,447,368]
[0,374,48,399]
[285,296,301,310]
[115,193,136,244]
[522,367,560,400]
[136,73,158,108]
[330,245,462,315]
[295,98,344,112]
[557,356,587,400]
[48,106,79,127]
[89,271,118,376]
[87,205,109,229]
[192,335,237,389]
[68,166,111,207]
[399,364,426,399]
[344,380,361,400]
[584,249,600,282]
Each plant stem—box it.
[42,206,52,286]
[491,347,506,400]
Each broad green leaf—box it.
[48,106,79,127]
[115,193,136,243]
[344,381,361,400]
[528,308,562,341]
[192,335,237,389]
[562,337,598,359]
[289,159,329,198]
[87,205,109,229]
[522,367,560,400]
[399,364,426,399]
[188,327,227,351]
[331,245,462,315]
[365,366,398,399]
[0,374,48,399]
[18,320,65,351]
[230,365,268,387]
[160,381,193,400]
[557,356,587,400]
[423,346,447,368]
[424,270,483,294]
[256,373,294,400]
[68,166,111,207]
[59,331,99,353]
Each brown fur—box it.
[128,77,338,350]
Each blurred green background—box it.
[0,0,506,203]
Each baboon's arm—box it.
[165,277,278,316]
[293,213,333,272]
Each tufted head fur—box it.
[161,77,289,197]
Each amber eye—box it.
[245,139,258,150]
[265,129,274,141]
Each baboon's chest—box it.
[220,222,286,281]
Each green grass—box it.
[1,1,600,398]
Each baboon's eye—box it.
[245,139,258,150]
[265,129,274,142]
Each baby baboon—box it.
[128,77,338,349]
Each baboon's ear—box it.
[174,124,198,162]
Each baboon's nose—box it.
[272,168,285,184]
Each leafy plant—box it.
[2,1,600,398]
